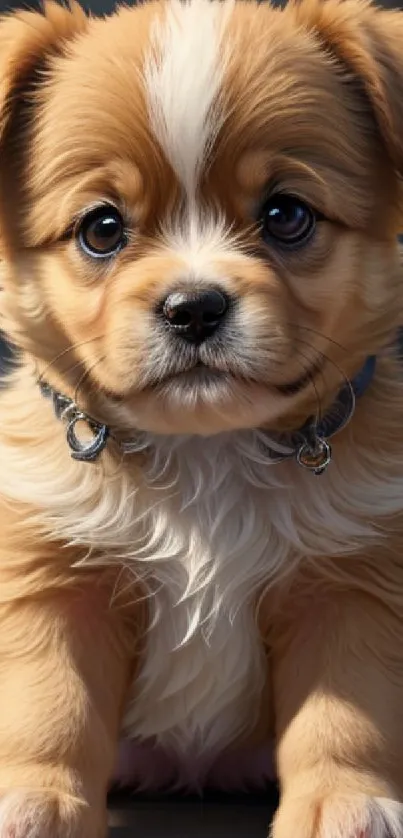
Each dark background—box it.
[0,0,402,15]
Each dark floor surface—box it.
[107,793,277,838]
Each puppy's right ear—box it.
[0,1,88,251]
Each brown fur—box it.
[2,0,403,835]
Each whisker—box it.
[73,355,107,408]
[37,336,106,384]
[291,336,357,438]
[288,343,323,422]
[37,324,133,387]
[293,335,351,394]
[287,323,349,355]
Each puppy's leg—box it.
[0,574,138,838]
[270,576,403,838]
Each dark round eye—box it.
[261,195,316,247]
[77,205,126,258]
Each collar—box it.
[278,354,376,474]
[38,354,377,475]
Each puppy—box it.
[1,0,403,834]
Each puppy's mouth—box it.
[146,359,324,397]
[275,359,324,396]
[151,363,230,391]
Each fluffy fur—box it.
[1,0,403,835]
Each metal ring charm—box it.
[296,437,332,475]
[66,413,109,463]
[52,392,73,420]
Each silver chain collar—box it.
[38,371,364,476]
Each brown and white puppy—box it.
[1,0,403,835]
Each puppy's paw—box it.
[272,792,403,838]
[0,790,105,838]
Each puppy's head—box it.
[1,0,403,436]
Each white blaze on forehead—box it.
[143,0,234,200]
[161,210,239,279]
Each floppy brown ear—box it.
[291,0,403,177]
[0,1,88,250]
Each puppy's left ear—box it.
[292,0,403,176]
[0,1,88,250]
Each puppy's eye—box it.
[260,195,316,248]
[77,206,126,258]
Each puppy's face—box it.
[1,0,403,436]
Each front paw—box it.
[272,792,403,838]
[0,790,106,838]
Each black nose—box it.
[162,289,229,343]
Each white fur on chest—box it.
[1,418,395,761]
[118,428,375,757]
[122,434,279,755]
